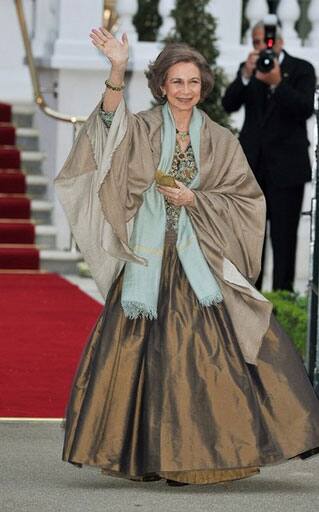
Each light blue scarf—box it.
[121,103,223,319]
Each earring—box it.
[161,90,166,98]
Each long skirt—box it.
[62,234,319,485]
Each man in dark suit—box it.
[222,21,316,291]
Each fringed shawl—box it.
[55,99,272,365]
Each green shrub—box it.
[263,290,308,357]
[133,0,162,42]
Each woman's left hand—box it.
[157,180,195,207]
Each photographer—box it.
[222,19,316,292]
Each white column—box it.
[52,0,104,68]
[32,0,59,60]
[244,0,269,42]
[307,0,319,47]
[158,0,175,39]
[277,0,301,46]
[116,0,138,42]
[208,0,242,46]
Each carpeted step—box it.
[0,244,39,269]
[0,123,16,145]
[0,169,26,194]
[0,145,20,169]
[0,104,44,266]
[0,194,30,219]
[0,103,12,123]
[0,220,35,244]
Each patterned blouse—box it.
[99,108,198,232]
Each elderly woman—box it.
[56,28,319,486]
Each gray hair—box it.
[145,43,214,105]
[252,20,283,40]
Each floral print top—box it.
[99,108,198,232]
[164,142,197,232]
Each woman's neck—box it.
[169,105,193,131]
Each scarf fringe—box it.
[199,292,223,307]
[122,294,223,321]
[122,301,158,320]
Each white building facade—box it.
[1,0,319,291]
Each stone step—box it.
[31,199,52,224]
[16,128,39,151]
[21,150,45,174]
[35,225,57,249]
[40,249,82,274]
[26,174,48,199]
[12,105,35,128]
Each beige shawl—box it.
[55,99,272,365]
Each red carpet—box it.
[0,245,39,269]
[0,103,12,123]
[0,146,21,169]
[0,195,31,218]
[0,273,103,418]
[0,102,39,269]
[0,221,35,243]
[0,170,26,194]
[0,123,16,145]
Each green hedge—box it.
[263,291,308,357]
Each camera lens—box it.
[256,49,276,73]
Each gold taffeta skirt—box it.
[62,234,319,485]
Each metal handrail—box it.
[14,0,86,125]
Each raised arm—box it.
[90,27,129,113]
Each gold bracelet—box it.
[105,79,125,91]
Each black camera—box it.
[256,15,278,73]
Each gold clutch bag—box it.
[155,170,178,188]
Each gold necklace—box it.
[176,128,189,142]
